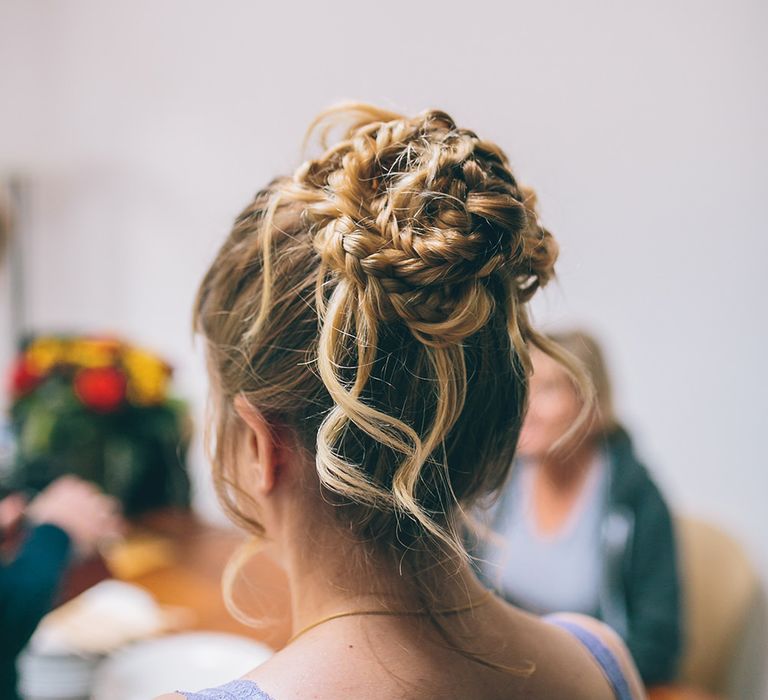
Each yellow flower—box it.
[66,339,119,369]
[123,347,170,406]
[25,337,65,374]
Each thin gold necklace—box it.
[287,589,494,644]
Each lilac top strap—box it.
[179,679,275,700]
[545,617,634,700]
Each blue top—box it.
[181,680,274,700]
[479,455,608,617]
[179,616,634,700]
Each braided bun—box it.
[288,107,557,345]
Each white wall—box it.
[1,0,766,692]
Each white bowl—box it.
[18,650,100,700]
[90,632,273,700]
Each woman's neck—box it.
[276,519,489,636]
[528,437,601,536]
[537,437,600,491]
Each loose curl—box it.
[194,103,590,631]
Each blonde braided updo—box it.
[292,107,555,345]
[195,104,575,606]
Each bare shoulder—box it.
[539,612,646,700]
[490,608,611,700]
[155,694,186,699]
[239,636,362,699]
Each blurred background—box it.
[0,1,765,698]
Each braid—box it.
[292,108,556,348]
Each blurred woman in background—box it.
[476,331,681,686]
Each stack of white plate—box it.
[91,632,273,700]
[17,649,101,700]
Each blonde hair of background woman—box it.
[194,103,593,658]
[548,329,619,435]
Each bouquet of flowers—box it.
[5,336,191,516]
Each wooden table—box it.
[648,688,722,700]
[112,509,292,650]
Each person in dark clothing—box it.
[599,426,681,686]
[475,331,681,686]
[0,475,122,700]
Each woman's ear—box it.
[232,395,279,494]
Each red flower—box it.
[74,367,127,412]
[9,357,43,398]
